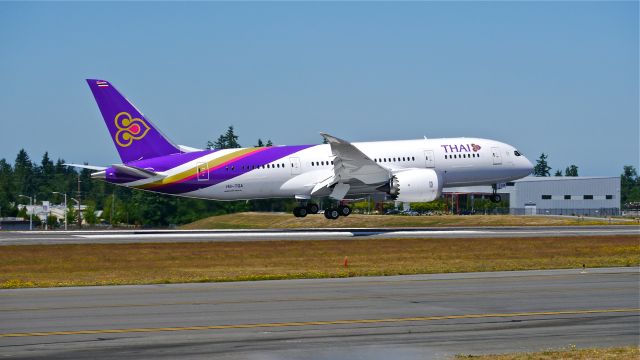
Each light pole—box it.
[52,192,67,231]
[18,194,33,230]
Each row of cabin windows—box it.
[311,161,334,166]
[373,156,415,163]
[225,163,287,171]
[445,153,480,159]
[541,195,614,200]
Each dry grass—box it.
[456,346,639,359]
[0,235,637,288]
[182,212,625,229]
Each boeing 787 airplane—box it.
[69,79,533,219]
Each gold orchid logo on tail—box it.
[114,112,150,147]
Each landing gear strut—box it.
[490,184,502,203]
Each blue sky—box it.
[0,1,637,176]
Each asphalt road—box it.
[1,267,638,359]
[0,225,638,245]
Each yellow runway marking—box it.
[1,308,637,338]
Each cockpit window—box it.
[514,150,522,156]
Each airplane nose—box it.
[523,157,534,175]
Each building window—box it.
[506,182,515,186]
[564,195,571,200]
[584,195,593,200]
[606,195,613,200]
[541,195,552,200]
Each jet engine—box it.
[379,168,442,202]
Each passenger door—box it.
[424,150,435,168]
[491,147,502,165]
[289,157,301,175]
[196,162,209,181]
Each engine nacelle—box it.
[384,168,442,203]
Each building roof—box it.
[514,176,618,182]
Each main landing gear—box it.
[490,184,502,203]
[293,203,320,218]
[323,204,352,220]
[292,201,352,220]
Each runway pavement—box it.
[0,225,638,245]
[1,267,638,359]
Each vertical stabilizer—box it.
[86,79,180,163]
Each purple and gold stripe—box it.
[126,145,314,194]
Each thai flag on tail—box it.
[96,80,109,88]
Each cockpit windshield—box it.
[514,150,522,156]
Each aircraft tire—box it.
[324,208,340,220]
[306,203,319,214]
[338,205,351,217]
[293,207,308,218]
[490,194,502,203]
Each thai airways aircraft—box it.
[70,79,533,219]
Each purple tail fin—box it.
[86,79,180,163]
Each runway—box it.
[1,267,638,359]
[0,225,637,245]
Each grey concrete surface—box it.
[1,267,638,359]
[0,225,638,245]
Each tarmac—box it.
[1,267,638,359]
[0,225,637,245]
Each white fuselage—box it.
[169,137,533,201]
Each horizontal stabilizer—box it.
[64,163,108,171]
[112,164,163,179]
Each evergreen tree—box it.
[564,165,579,177]
[533,153,551,177]
[265,139,273,147]
[207,126,241,149]
[256,138,264,147]
[621,165,640,204]
[554,170,562,176]
[13,149,35,196]
[0,158,14,212]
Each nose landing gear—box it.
[490,184,502,203]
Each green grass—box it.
[181,212,628,229]
[1,235,637,288]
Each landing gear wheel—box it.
[338,205,351,217]
[293,206,308,218]
[490,194,502,203]
[324,208,340,220]
[306,203,319,214]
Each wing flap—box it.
[320,132,390,185]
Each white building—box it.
[444,176,620,216]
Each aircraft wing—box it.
[319,132,390,188]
